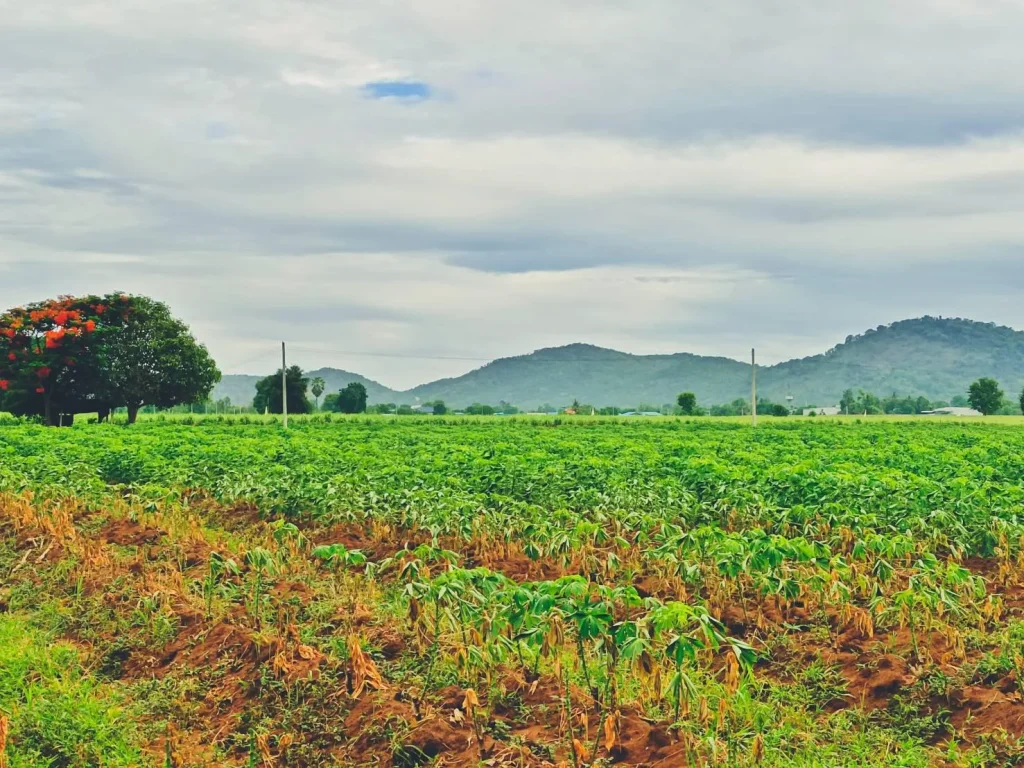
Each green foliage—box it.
[4,417,1024,766]
[711,398,750,417]
[677,392,698,415]
[252,365,312,414]
[334,382,368,414]
[0,293,219,425]
[310,377,326,410]
[215,368,400,410]
[968,377,1004,415]
[0,615,143,767]
[95,295,221,423]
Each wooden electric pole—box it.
[281,342,288,429]
[751,348,757,428]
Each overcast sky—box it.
[2,1,1024,388]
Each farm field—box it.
[3,418,1024,766]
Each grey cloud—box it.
[3,0,1024,384]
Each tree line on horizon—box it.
[234,366,1024,418]
[4,295,1024,424]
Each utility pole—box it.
[281,341,288,430]
[751,348,757,428]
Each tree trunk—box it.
[44,393,56,427]
[127,404,140,424]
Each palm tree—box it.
[311,377,326,411]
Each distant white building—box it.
[921,407,984,417]
[803,406,841,416]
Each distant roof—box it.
[921,407,984,416]
[804,407,841,416]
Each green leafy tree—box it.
[0,293,219,425]
[968,377,1004,415]
[676,392,698,415]
[252,365,312,415]
[839,389,857,414]
[91,295,220,424]
[311,377,325,411]
[860,391,883,415]
[334,382,368,414]
[432,400,448,415]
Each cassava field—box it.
[4,417,1024,767]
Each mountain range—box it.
[212,317,1024,409]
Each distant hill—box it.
[214,318,1024,409]
[214,368,401,408]
[404,344,750,409]
[761,317,1024,405]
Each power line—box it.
[220,348,288,372]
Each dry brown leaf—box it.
[348,634,386,698]
[603,711,619,752]
[724,652,740,694]
[272,651,292,679]
[0,714,9,768]
[697,695,709,725]
[572,738,589,762]
[256,733,274,766]
[578,710,589,741]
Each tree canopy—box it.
[253,366,312,415]
[968,378,1004,415]
[334,382,368,414]
[0,293,219,424]
[311,377,326,411]
[676,392,698,415]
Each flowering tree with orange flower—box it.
[0,293,219,425]
[0,295,110,425]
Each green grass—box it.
[0,614,147,768]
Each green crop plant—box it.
[243,546,278,629]
[203,550,239,617]
[4,416,1024,766]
